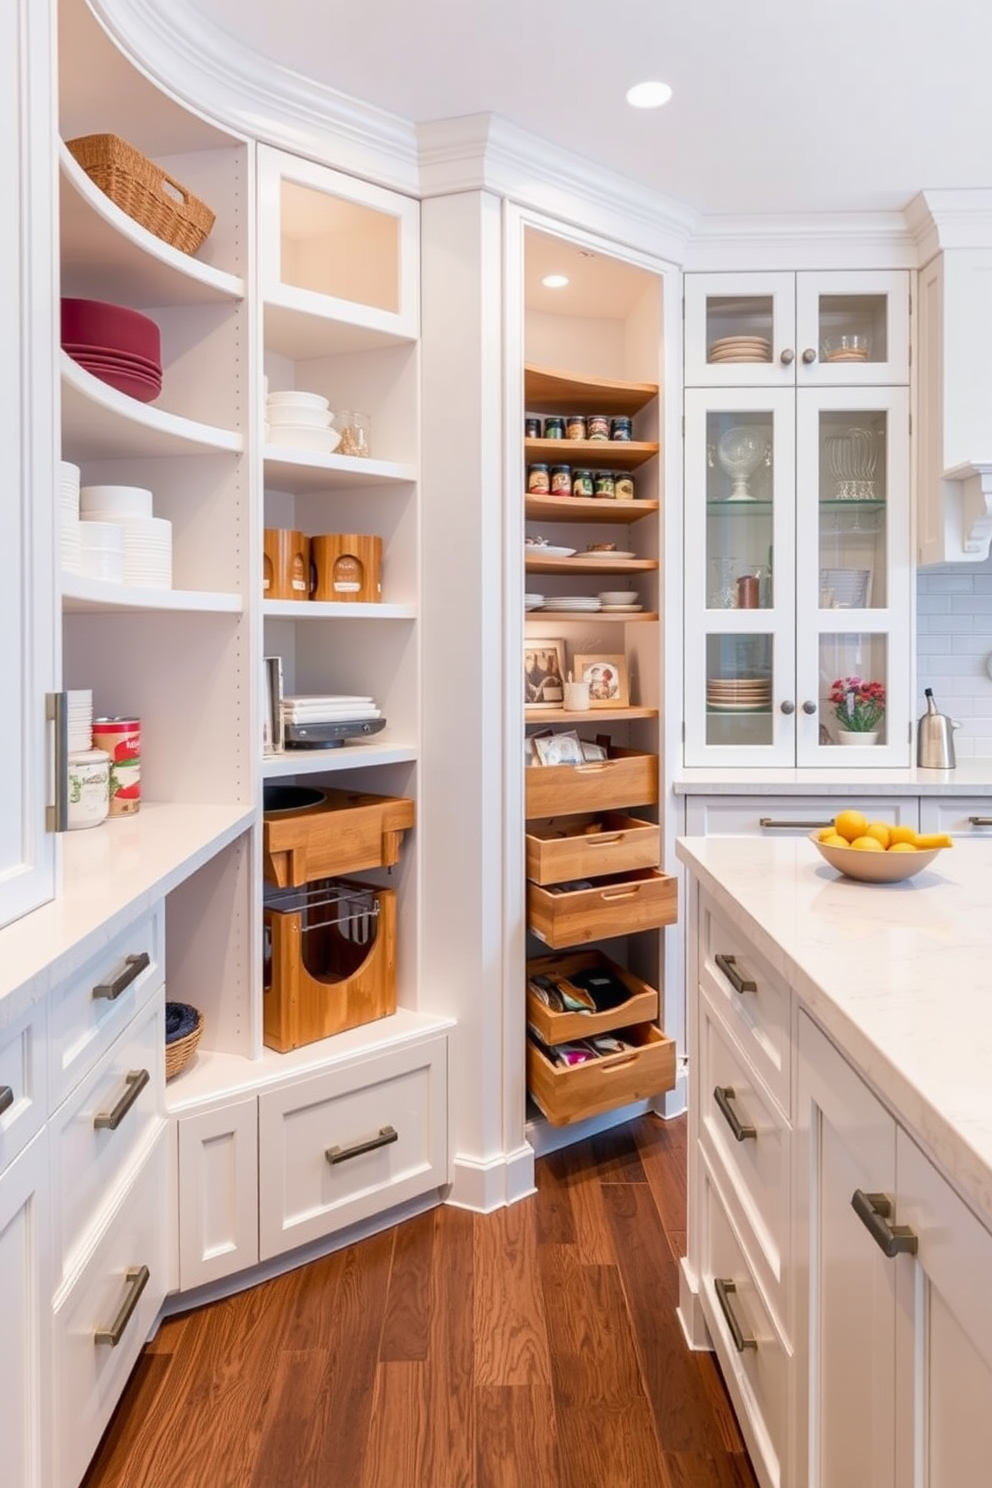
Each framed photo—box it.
[532,730,585,767]
[524,639,566,708]
[574,653,629,708]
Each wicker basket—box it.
[165,1008,204,1081]
[66,134,215,256]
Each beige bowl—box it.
[808,830,943,883]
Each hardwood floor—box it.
[82,1114,758,1488]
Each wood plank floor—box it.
[82,1114,758,1488]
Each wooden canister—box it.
[264,528,310,600]
[311,533,382,603]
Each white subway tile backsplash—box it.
[917,556,992,754]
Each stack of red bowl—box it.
[61,298,162,404]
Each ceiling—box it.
[185,0,992,217]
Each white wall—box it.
[916,557,992,757]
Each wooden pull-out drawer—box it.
[528,868,677,950]
[263,788,415,888]
[525,813,659,886]
[526,948,658,1044]
[525,747,658,820]
[527,1022,676,1126]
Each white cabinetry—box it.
[176,1097,259,1290]
[918,796,992,837]
[684,794,920,839]
[0,1129,50,1488]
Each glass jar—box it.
[67,748,110,830]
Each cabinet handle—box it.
[326,1124,398,1165]
[575,762,610,774]
[851,1189,919,1258]
[714,1277,757,1352]
[93,1069,150,1131]
[94,1265,151,1346]
[714,953,756,994]
[587,833,624,846]
[802,700,818,715]
[801,347,817,364]
[968,817,992,827]
[46,691,69,833]
[780,700,795,715]
[713,1085,757,1142]
[759,817,832,830]
[600,887,639,901]
[779,348,795,366]
[0,1085,14,1117]
[92,952,151,1001]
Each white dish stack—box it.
[66,688,93,752]
[60,460,82,573]
[265,389,342,455]
[79,520,125,583]
[79,485,173,588]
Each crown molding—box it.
[685,211,917,272]
[905,189,992,262]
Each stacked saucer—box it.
[60,460,81,574]
[61,298,162,403]
[80,485,172,588]
[706,676,772,711]
[266,389,341,455]
[524,593,545,611]
[708,335,772,364]
[67,689,93,754]
[541,595,601,612]
[79,521,125,583]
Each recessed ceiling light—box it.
[541,274,570,289]
[626,80,673,109]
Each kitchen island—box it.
[676,832,992,1488]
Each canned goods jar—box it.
[92,716,141,816]
[543,416,566,440]
[527,464,550,494]
[593,470,616,498]
[550,465,572,495]
[67,748,110,830]
[571,468,595,497]
[565,415,587,441]
[524,416,541,438]
[610,416,633,441]
[614,474,635,501]
[587,414,611,442]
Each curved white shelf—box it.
[263,446,417,492]
[61,353,242,459]
[262,742,418,778]
[59,143,244,306]
[262,600,415,620]
[62,576,243,614]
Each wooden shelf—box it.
[525,437,658,471]
[525,610,657,624]
[525,556,658,576]
[525,706,658,724]
[524,364,658,416]
[525,493,658,525]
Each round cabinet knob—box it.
[780,700,796,715]
[779,348,795,365]
[802,700,818,715]
[801,348,817,364]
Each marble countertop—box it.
[673,760,992,795]
[676,833,992,1232]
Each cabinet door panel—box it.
[796,270,910,386]
[177,1097,259,1290]
[684,272,796,387]
[0,1130,48,1488]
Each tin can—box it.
[67,748,110,830]
[91,717,141,816]
[524,416,541,438]
[565,415,587,441]
[587,414,610,442]
[593,470,616,498]
[527,464,550,494]
[543,416,566,440]
[550,465,572,495]
[614,474,635,501]
[572,468,595,497]
[610,416,633,441]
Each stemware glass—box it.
[714,426,771,502]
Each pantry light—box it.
[626,80,673,109]
[541,274,570,289]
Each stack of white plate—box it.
[706,676,772,711]
[708,335,772,363]
[60,461,81,573]
[266,389,342,455]
[67,689,93,753]
[541,595,601,611]
[80,486,172,588]
[79,520,125,583]
[524,593,544,611]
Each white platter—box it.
[525,545,576,559]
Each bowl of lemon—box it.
[810,809,952,883]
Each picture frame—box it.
[573,654,629,708]
[524,639,566,708]
[532,730,585,767]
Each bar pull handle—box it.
[94,1265,151,1346]
[851,1189,919,1258]
[46,691,69,833]
[714,953,756,995]
[326,1124,398,1165]
[93,1069,150,1131]
[759,817,832,830]
[714,1277,757,1352]
[0,1086,14,1117]
[92,952,150,1001]
[714,1085,757,1142]
[968,817,992,827]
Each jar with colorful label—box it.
[92,717,141,815]
[543,416,566,439]
[524,416,541,438]
[587,414,611,442]
[571,469,595,497]
[614,474,635,501]
[67,748,110,830]
[527,464,550,493]
[610,416,633,441]
[565,415,587,441]
[593,470,616,498]
[549,465,572,495]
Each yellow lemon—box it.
[864,821,891,849]
[850,835,885,852]
[821,833,850,848]
[887,842,918,853]
[888,824,918,847]
[818,826,838,842]
[834,809,868,843]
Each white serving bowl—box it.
[265,423,342,454]
[598,590,640,605]
[266,389,329,411]
[265,404,333,429]
[80,485,154,518]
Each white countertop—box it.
[676,833,992,1233]
[673,761,992,795]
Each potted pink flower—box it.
[830,676,885,744]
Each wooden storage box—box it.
[525,812,659,886]
[526,948,658,1044]
[525,746,658,821]
[263,788,414,888]
[263,879,396,1052]
[528,868,677,950]
[527,1022,676,1127]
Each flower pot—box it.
[837,729,880,746]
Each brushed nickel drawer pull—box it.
[93,1069,150,1131]
[759,817,832,830]
[968,817,992,827]
[714,1277,757,1352]
[714,953,757,995]
[94,1265,150,1346]
[326,1124,398,1165]
[714,1085,757,1142]
[0,1085,14,1117]
[851,1189,918,1258]
[92,952,151,1001]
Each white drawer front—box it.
[177,1096,259,1291]
[918,797,992,837]
[0,998,47,1176]
[53,995,165,1284]
[700,895,791,1116]
[685,794,920,837]
[700,1156,791,1488]
[53,1131,168,1488]
[49,905,164,1109]
[699,997,790,1327]
[258,1036,447,1262]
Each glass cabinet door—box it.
[795,271,910,386]
[684,272,796,387]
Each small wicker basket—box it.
[165,1007,204,1081]
[66,134,216,256]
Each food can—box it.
[587,414,611,442]
[610,416,633,441]
[571,468,595,497]
[565,415,587,441]
[527,463,550,494]
[543,416,566,440]
[593,470,616,498]
[550,464,572,495]
[91,716,141,816]
[67,748,110,830]
[524,416,541,438]
[614,474,635,501]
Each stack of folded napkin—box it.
[282,694,381,724]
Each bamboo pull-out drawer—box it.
[527,1022,676,1126]
[525,813,659,886]
[263,788,415,888]
[526,948,658,1044]
[528,868,677,949]
[525,747,658,821]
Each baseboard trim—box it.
[677,1254,712,1352]
[444,1144,537,1213]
